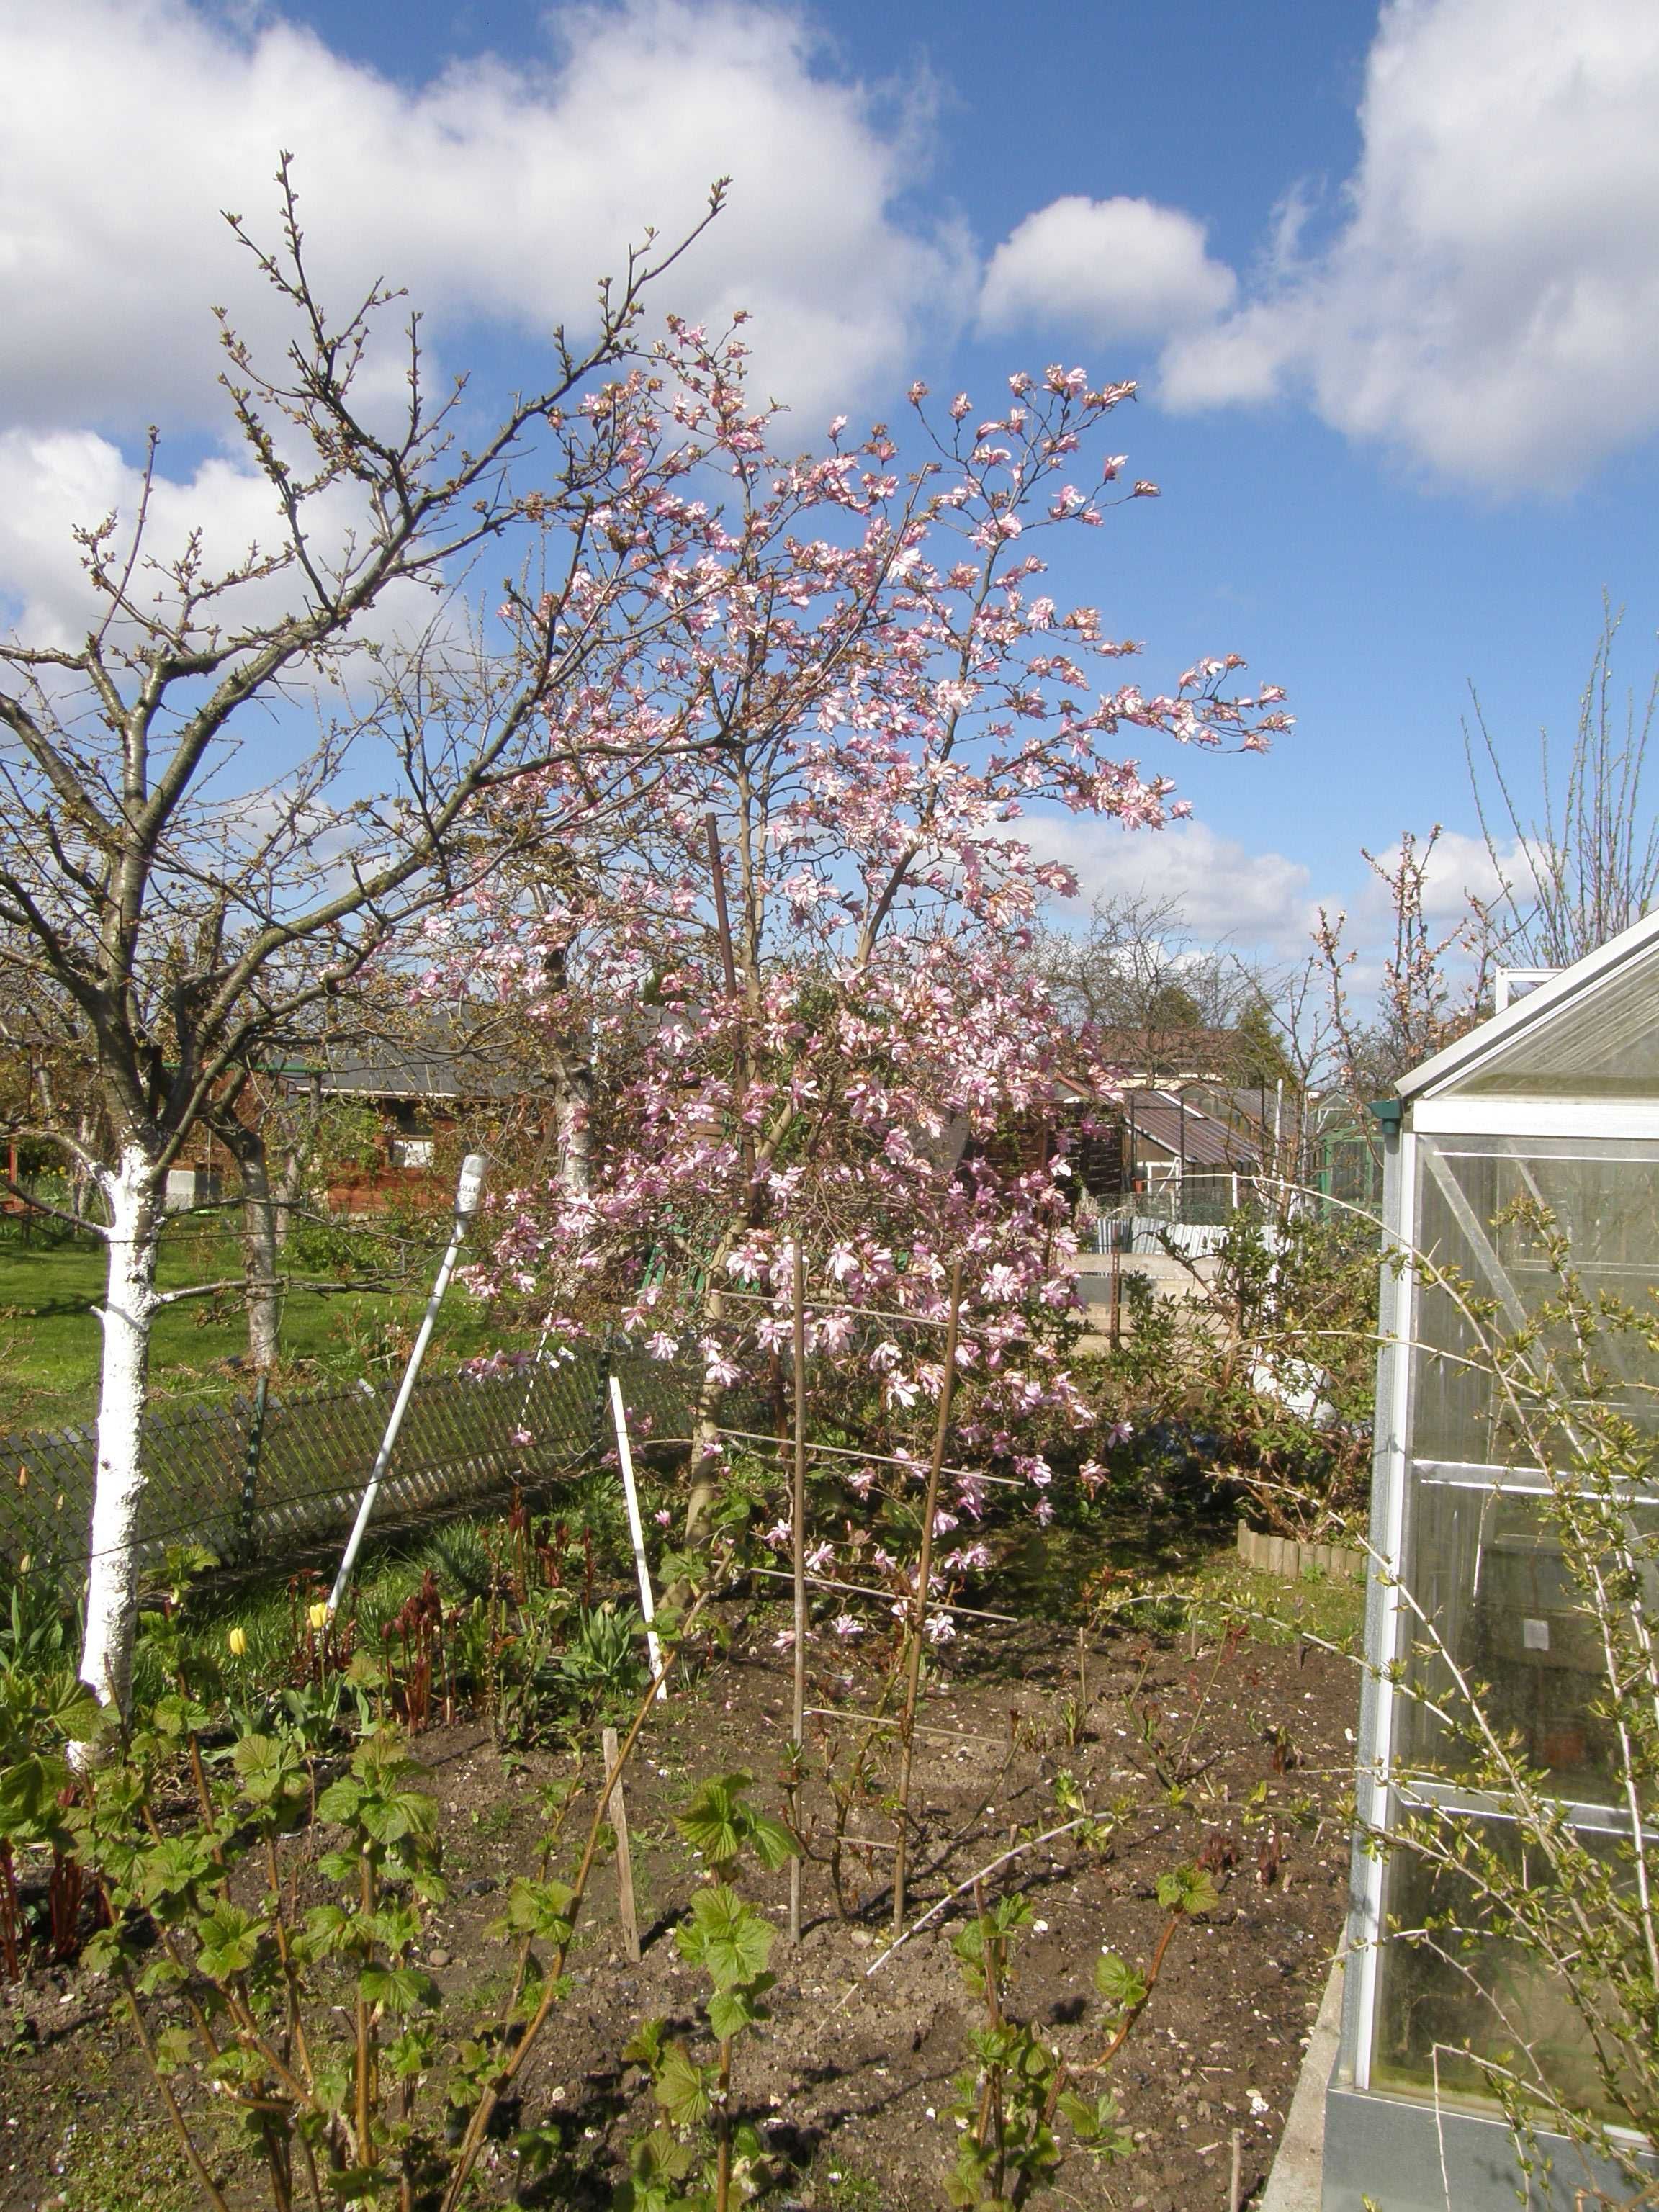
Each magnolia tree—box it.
[0,168,809,1714]
[456,350,1290,1551]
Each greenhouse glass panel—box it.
[1393,1484,1659,1801]
[1372,1820,1629,2115]
[1409,1136,1659,1473]
[1327,909,1659,2212]
[1456,932,1659,1096]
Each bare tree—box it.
[1465,600,1659,968]
[0,161,729,1714]
[1038,889,1261,1076]
[1316,827,1492,1113]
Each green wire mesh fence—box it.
[0,1345,698,1582]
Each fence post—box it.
[237,1374,269,1561]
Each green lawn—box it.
[0,1221,526,1434]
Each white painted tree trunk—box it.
[238,1136,282,1371]
[78,1143,163,1717]
[555,1048,593,1198]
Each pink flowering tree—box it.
[458,343,1289,1564]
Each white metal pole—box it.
[609,1374,665,1698]
[325,1153,487,1622]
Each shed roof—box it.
[1399,903,1659,1103]
[1123,1089,1258,1169]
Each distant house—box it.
[978,1074,1259,1212]
[306,1033,517,1210]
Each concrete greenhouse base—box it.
[1321,2080,1654,2211]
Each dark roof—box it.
[315,1019,519,1102]
[1122,1089,1258,1170]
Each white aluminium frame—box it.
[1349,1119,1413,2088]
[1347,1090,1659,2097]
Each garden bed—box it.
[1,1593,1361,2211]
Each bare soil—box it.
[1,1606,1359,2211]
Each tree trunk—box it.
[240,1139,282,1371]
[271,1141,307,1250]
[78,1142,163,1717]
[220,1117,282,1370]
[554,1044,593,1199]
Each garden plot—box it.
[1,1598,1357,2212]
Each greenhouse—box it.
[1323,910,1659,2211]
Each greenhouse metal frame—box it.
[1323,907,1659,2211]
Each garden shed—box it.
[1323,908,1659,2210]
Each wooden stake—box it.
[891,1258,964,1939]
[789,1238,808,1944]
[601,1726,641,1963]
[1228,2126,1242,2212]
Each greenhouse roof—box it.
[1399,902,1659,1102]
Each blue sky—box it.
[3,0,1655,964]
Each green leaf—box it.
[1093,1950,1146,2010]
[1155,1863,1219,1919]
[195,1903,264,1982]
[1058,2088,1133,2161]
[137,1833,214,1909]
[990,1894,1033,1938]
[622,2018,669,2072]
[153,2024,196,2076]
[233,1732,305,1809]
[673,1768,792,1874]
[369,1902,421,1953]
[675,1771,754,1871]
[385,2026,433,2081]
[652,2040,711,2129]
[326,2166,395,2200]
[708,1980,772,2041]
[317,1776,362,1826]
[356,1792,413,1845]
[81,1925,127,1975]
[745,1810,796,1871]
[492,1874,576,1945]
[629,2124,696,2184]
[297,1902,355,1959]
[137,1953,187,1997]
[150,1693,212,1740]
[359,1963,439,2018]
[675,1886,774,1990]
[0,1752,69,1833]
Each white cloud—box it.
[0,0,964,439]
[0,428,439,650]
[1159,0,1659,490]
[1359,828,1539,927]
[1018,814,1316,956]
[979,195,1236,341]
